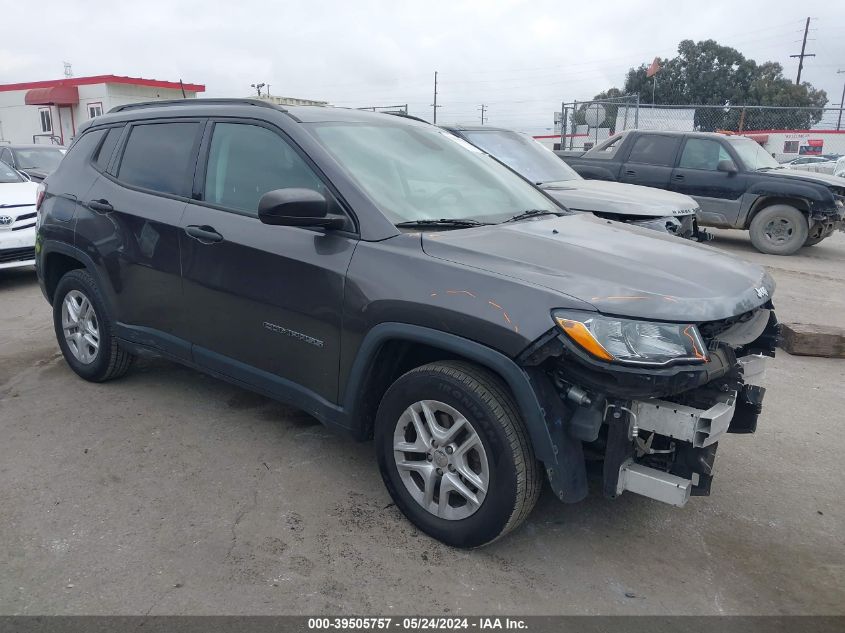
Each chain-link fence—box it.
[558,97,845,160]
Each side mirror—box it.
[717,159,738,174]
[258,188,345,229]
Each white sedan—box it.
[0,162,39,270]
[783,155,841,175]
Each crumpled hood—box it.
[541,179,699,218]
[422,213,774,322]
[0,181,39,207]
[764,168,845,189]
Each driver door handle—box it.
[87,199,113,213]
[185,225,223,244]
[673,173,685,180]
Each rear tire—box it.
[53,269,134,382]
[375,360,542,548]
[749,205,808,255]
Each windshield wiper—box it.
[395,218,492,228]
[502,209,564,223]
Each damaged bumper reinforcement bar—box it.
[612,353,768,507]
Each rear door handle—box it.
[87,199,113,213]
[185,225,223,244]
[624,169,636,176]
[673,173,685,180]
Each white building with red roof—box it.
[0,75,205,145]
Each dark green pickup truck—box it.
[560,130,845,255]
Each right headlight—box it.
[553,311,708,367]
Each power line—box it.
[431,71,443,124]
[790,17,816,84]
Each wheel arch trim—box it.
[38,241,105,306]
[343,322,557,463]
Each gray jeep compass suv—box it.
[36,99,778,547]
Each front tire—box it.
[53,269,134,382]
[375,361,542,548]
[749,205,808,255]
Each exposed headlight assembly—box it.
[553,311,708,367]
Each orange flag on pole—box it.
[646,57,661,78]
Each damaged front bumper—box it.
[520,308,778,508]
[611,352,768,506]
[628,213,713,242]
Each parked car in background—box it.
[442,125,707,240]
[37,100,778,547]
[834,156,845,179]
[560,130,845,254]
[782,154,841,175]
[0,144,67,182]
[0,160,39,270]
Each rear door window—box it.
[117,122,200,196]
[626,134,680,166]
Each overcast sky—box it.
[3,1,844,133]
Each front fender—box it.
[341,322,588,502]
[343,323,558,464]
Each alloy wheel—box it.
[61,289,100,365]
[393,400,489,520]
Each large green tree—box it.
[600,39,828,131]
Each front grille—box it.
[0,206,37,232]
[0,247,35,263]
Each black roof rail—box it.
[108,98,284,114]
[383,111,432,125]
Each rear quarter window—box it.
[93,126,124,172]
[117,122,200,196]
[54,129,105,171]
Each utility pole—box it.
[431,71,442,124]
[837,70,845,131]
[478,104,487,125]
[790,17,816,84]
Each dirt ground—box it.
[1,230,843,615]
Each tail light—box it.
[35,182,46,210]
[35,182,46,230]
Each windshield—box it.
[729,138,780,170]
[460,130,581,185]
[0,161,24,183]
[13,147,66,171]
[309,123,560,224]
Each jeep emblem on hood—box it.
[755,286,769,299]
